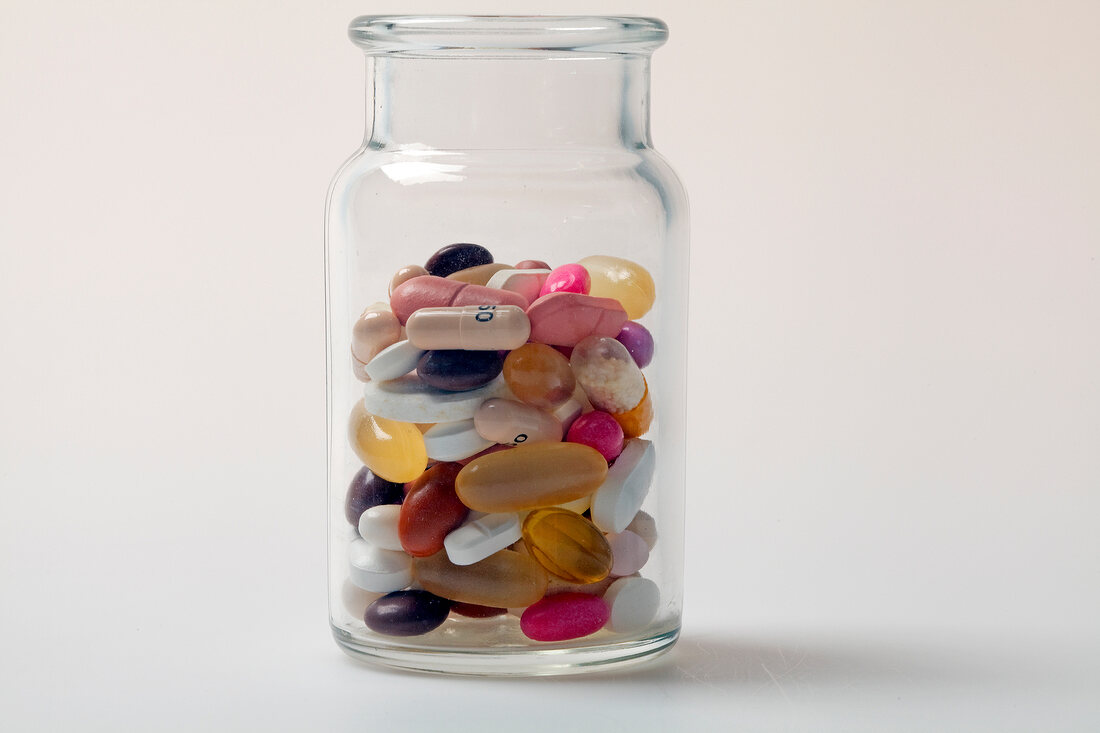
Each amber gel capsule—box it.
[455,442,607,512]
[522,508,613,584]
[406,305,531,351]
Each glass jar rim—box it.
[348,15,668,55]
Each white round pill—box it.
[603,576,660,633]
[347,538,412,593]
[357,504,403,551]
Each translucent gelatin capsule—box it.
[570,336,646,414]
[347,402,428,483]
[473,398,563,446]
[414,549,548,608]
[406,305,530,351]
[611,377,653,438]
[521,508,612,584]
[455,442,608,512]
[577,255,656,320]
[502,343,576,410]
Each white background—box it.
[2,1,1098,730]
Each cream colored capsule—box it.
[473,398,563,446]
[351,303,402,363]
[406,305,530,350]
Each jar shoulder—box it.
[327,145,687,214]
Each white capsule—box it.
[365,340,426,382]
[347,538,412,593]
[423,419,495,462]
[357,505,403,551]
[591,439,655,533]
[444,512,522,566]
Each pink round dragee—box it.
[520,592,610,642]
[606,530,650,577]
[566,410,625,462]
[539,264,591,297]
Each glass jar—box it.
[325,15,689,675]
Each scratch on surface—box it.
[760,661,792,705]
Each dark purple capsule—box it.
[615,321,654,368]
[417,350,504,392]
[364,590,452,636]
[344,466,405,524]
[424,243,494,278]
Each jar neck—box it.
[363,54,653,150]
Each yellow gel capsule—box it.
[414,549,548,607]
[577,255,656,320]
[347,402,428,483]
[456,442,608,512]
[522,508,613,584]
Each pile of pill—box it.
[343,243,661,643]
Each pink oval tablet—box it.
[540,264,591,297]
[566,410,624,462]
[390,275,526,324]
[606,530,650,577]
[520,592,609,642]
[526,292,628,347]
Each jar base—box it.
[332,625,680,677]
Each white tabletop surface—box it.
[2,1,1097,730]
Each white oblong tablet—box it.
[484,268,552,306]
[357,504,403,551]
[591,439,655,533]
[347,538,412,593]
[362,374,512,423]
[443,512,522,566]
[364,340,426,382]
[423,419,495,462]
[604,576,660,633]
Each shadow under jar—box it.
[326,15,689,676]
